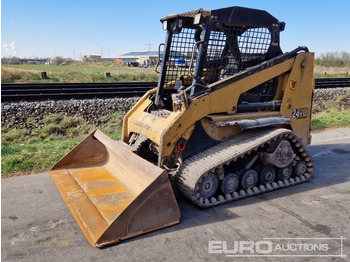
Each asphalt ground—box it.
[2,127,350,261]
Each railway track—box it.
[1,82,158,102]
[1,78,349,102]
[314,77,350,88]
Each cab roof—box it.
[161,6,285,31]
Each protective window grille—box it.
[204,26,272,84]
[165,28,197,82]
[238,28,271,54]
[164,26,272,85]
[207,31,226,61]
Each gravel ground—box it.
[1,97,140,128]
[1,88,349,129]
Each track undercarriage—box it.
[172,128,313,207]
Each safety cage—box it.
[165,25,273,85]
[155,7,285,104]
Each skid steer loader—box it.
[50,6,314,247]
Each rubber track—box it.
[173,128,314,207]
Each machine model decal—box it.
[292,108,308,119]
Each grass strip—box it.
[1,95,349,177]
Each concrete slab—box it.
[2,127,350,261]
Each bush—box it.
[315,51,350,67]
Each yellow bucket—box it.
[50,129,180,247]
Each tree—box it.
[53,56,66,65]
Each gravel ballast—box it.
[2,88,349,129]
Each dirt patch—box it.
[314,65,350,75]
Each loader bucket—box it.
[50,129,180,247]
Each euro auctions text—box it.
[208,237,346,258]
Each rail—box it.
[1,78,349,102]
[1,82,158,102]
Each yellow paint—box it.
[122,53,314,166]
[70,166,134,224]
[280,53,314,145]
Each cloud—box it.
[10,41,17,56]
[2,41,17,56]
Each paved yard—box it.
[2,127,350,261]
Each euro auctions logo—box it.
[208,237,347,258]
[209,240,274,254]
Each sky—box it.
[2,0,350,59]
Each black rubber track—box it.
[173,128,314,207]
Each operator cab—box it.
[153,6,285,109]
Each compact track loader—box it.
[50,6,314,247]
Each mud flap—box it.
[50,129,180,247]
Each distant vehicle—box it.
[128,62,139,67]
[174,58,189,67]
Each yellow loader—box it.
[50,6,314,247]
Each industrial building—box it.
[119,51,162,67]
[82,55,102,62]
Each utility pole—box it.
[100,46,104,58]
[146,41,153,52]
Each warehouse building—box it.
[82,55,102,62]
[119,51,162,67]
